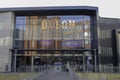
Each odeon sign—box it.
[41,20,76,29]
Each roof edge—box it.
[0,6,98,12]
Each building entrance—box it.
[10,49,96,72]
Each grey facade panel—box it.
[0,12,14,72]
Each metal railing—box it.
[17,65,53,72]
[71,65,120,80]
[76,72,120,80]
[70,64,120,73]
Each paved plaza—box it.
[31,71,74,80]
[52,72,72,80]
[25,67,80,80]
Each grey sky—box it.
[0,0,119,18]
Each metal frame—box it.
[10,48,97,72]
[10,49,95,51]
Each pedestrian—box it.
[66,62,69,72]
[5,64,8,73]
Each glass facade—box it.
[14,15,91,51]
[13,14,95,72]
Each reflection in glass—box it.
[14,15,91,50]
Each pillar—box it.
[31,55,34,71]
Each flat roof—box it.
[0,6,98,12]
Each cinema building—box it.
[0,6,120,72]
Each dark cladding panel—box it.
[117,32,120,66]
[99,17,120,67]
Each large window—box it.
[14,15,91,49]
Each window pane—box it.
[15,15,91,49]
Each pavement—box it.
[28,71,73,80]
[53,72,72,80]
[24,67,80,80]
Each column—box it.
[94,49,97,72]
[31,55,34,71]
[83,52,85,72]
[14,49,17,72]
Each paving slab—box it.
[53,72,72,80]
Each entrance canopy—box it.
[10,49,95,53]
[10,48,96,56]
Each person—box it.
[87,60,93,72]
[66,62,69,72]
[5,64,8,73]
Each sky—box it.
[0,0,120,18]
